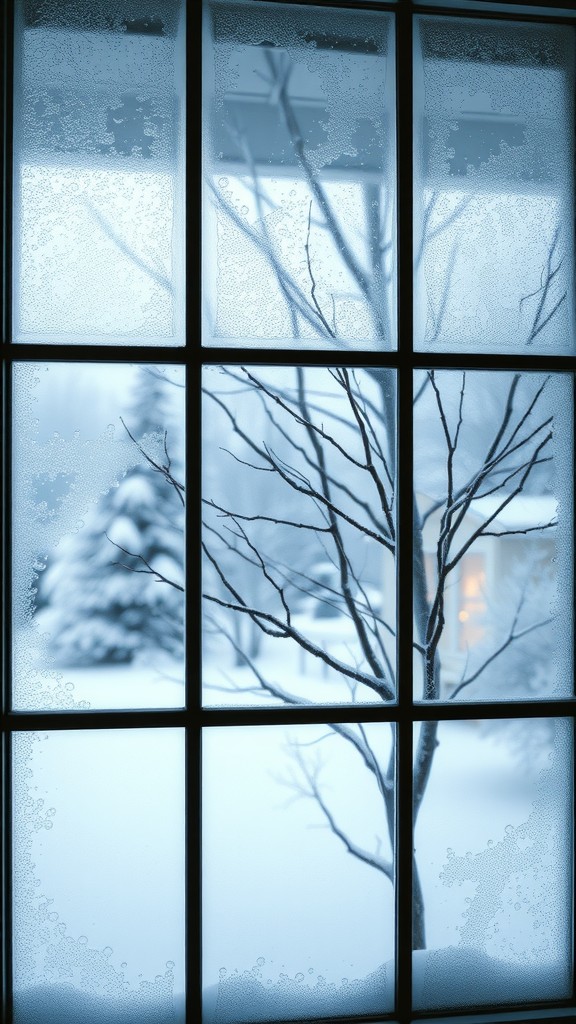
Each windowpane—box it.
[413,718,572,1011]
[414,17,575,354]
[12,363,185,710]
[13,729,185,1023]
[13,0,185,344]
[202,0,396,350]
[203,724,395,1022]
[413,370,573,702]
[202,366,396,706]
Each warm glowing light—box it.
[458,610,470,622]
[463,575,482,597]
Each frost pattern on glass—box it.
[202,366,396,706]
[414,18,574,354]
[14,0,185,344]
[13,729,185,1024]
[13,363,185,711]
[413,370,572,702]
[203,725,394,1022]
[203,1,396,349]
[413,719,572,1011]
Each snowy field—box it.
[203,718,571,1020]
[11,651,571,1024]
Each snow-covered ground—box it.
[13,659,185,711]
[203,612,394,708]
[56,661,185,709]
[202,718,570,1020]
[13,725,185,1023]
[12,657,571,1022]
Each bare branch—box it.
[450,612,554,700]
[84,200,172,294]
[290,747,393,881]
[107,534,184,592]
[120,417,185,507]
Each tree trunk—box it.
[412,855,426,951]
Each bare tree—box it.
[110,48,566,953]
[200,49,565,952]
[201,361,559,951]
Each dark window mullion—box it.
[202,348,576,373]
[189,1,203,1023]
[412,1,576,27]
[0,731,12,1024]
[5,345,187,364]
[5,696,574,733]
[2,0,14,349]
[396,2,415,1020]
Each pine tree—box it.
[39,367,185,667]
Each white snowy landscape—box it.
[12,712,571,1024]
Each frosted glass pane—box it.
[202,366,396,706]
[13,0,185,344]
[413,719,572,1011]
[413,370,573,702]
[12,363,185,710]
[203,1,396,350]
[203,724,395,1022]
[13,729,185,1024]
[414,17,575,354]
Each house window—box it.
[457,553,487,651]
[2,3,574,1024]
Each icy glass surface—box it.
[414,17,575,354]
[13,0,185,344]
[203,1,396,350]
[13,729,185,1024]
[12,363,185,710]
[412,718,572,1011]
[203,724,395,1022]
[413,370,573,702]
[202,366,396,706]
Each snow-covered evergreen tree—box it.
[39,367,185,667]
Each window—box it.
[2,3,575,1024]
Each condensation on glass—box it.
[202,0,396,350]
[412,370,573,702]
[202,724,395,1022]
[202,365,396,707]
[13,0,185,344]
[12,362,185,711]
[414,17,575,354]
[12,729,185,1024]
[413,718,572,1011]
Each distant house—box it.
[419,492,558,690]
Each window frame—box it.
[1,1,575,1023]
